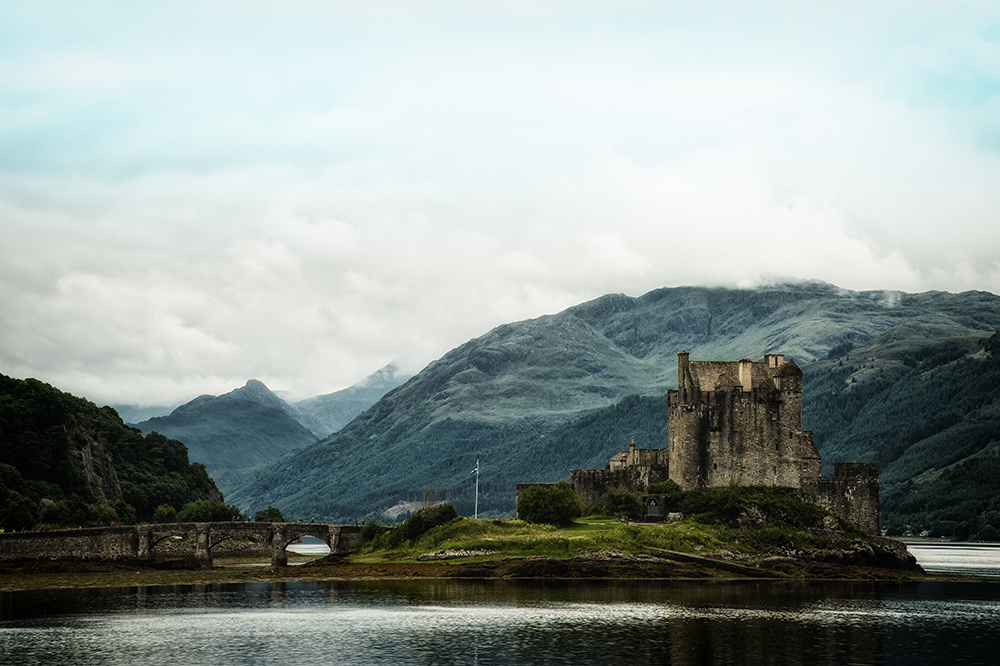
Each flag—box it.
[468,462,479,478]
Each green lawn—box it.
[350,517,735,563]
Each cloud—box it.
[1,1,999,405]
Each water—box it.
[286,536,331,557]
[905,542,1000,577]
[3,578,1000,665]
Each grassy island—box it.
[340,485,920,579]
[0,486,926,590]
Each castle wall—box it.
[815,463,880,536]
[799,431,822,487]
[569,467,669,507]
[609,447,668,471]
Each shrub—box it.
[359,519,386,543]
[369,503,460,549]
[646,479,680,495]
[604,486,643,521]
[404,502,458,540]
[94,502,119,526]
[518,481,582,526]
[677,486,828,530]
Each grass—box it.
[350,485,864,564]
[350,517,733,563]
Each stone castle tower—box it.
[668,351,821,490]
[560,351,879,535]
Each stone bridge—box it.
[0,522,362,570]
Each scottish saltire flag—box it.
[468,461,479,478]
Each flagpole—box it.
[474,458,479,520]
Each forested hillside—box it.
[222,283,1000,524]
[802,328,1000,539]
[0,374,222,530]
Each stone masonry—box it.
[668,351,816,489]
[0,522,363,570]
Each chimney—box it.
[678,351,690,393]
[738,358,753,392]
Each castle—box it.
[567,351,880,535]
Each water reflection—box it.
[3,579,999,665]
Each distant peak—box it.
[222,379,288,409]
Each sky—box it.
[2,1,999,406]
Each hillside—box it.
[0,373,221,530]
[134,365,410,485]
[291,363,411,436]
[135,380,319,474]
[802,328,1000,539]
[221,282,1000,523]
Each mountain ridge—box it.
[134,364,410,481]
[220,282,1000,523]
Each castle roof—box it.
[772,358,802,377]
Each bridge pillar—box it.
[270,524,287,571]
[137,527,151,560]
[193,524,212,568]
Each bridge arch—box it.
[268,524,344,569]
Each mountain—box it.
[135,380,319,474]
[0,373,221,530]
[801,327,1000,539]
[220,282,1000,523]
[291,362,412,437]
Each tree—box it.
[255,505,285,522]
[0,489,36,531]
[403,502,457,540]
[177,499,244,523]
[153,504,178,523]
[518,481,582,526]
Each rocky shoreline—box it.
[0,538,931,591]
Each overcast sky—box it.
[2,1,999,406]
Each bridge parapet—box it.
[0,526,137,561]
[2,522,362,569]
